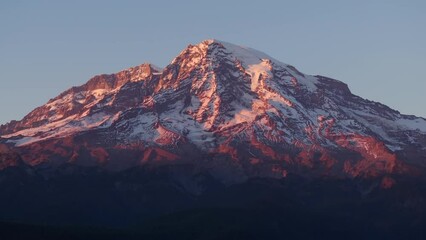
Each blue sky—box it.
[1,0,425,124]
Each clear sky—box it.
[1,0,425,124]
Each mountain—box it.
[1,39,426,182]
[1,39,426,238]
[0,40,426,181]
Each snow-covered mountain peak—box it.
[182,39,318,91]
[173,39,282,66]
[1,40,426,179]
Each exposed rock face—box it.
[0,144,23,170]
[1,39,425,181]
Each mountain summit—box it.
[1,39,426,181]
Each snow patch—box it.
[247,60,272,91]
[395,118,426,133]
